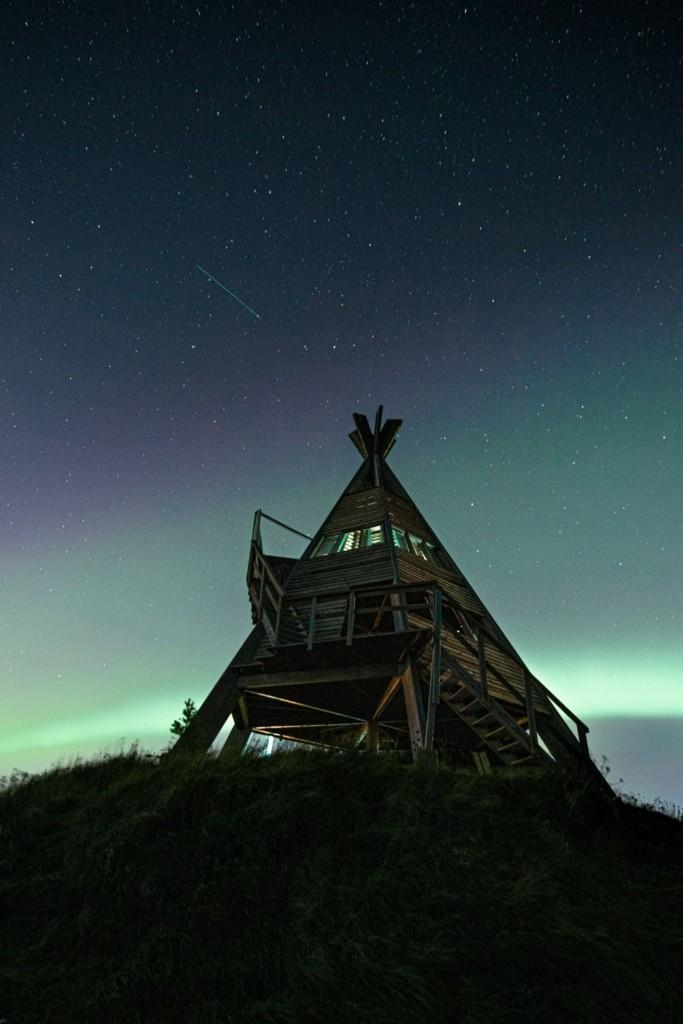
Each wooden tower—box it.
[172,407,600,778]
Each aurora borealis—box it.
[2,3,680,803]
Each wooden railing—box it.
[247,542,289,644]
[246,546,590,759]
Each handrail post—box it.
[257,552,266,616]
[577,723,589,759]
[307,596,318,651]
[524,670,538,751]
[346,591,356,646]
[251,509,263,546]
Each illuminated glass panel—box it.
[408,533,430,560]
[391,526,410,551]
[339,530,361,551]
[391,527,442,565]
[312,525,385,556]
[362,525,385,547]
[411,534,441,565]
[312,534,341,556]
[311,532,337,557]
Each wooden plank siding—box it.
[394,550,520,658]
[395,552,482,614]
[285,544,394,598]
[384,492,440,545]
[318,487,386,535]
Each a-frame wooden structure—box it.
[172,408,601,779]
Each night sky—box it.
[2,3,681,804]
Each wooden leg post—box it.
[423,587,443,751]
[401,657,425,760]
[169,668,242,755]
[366,720,380,754]
[219,723,251,757]
[524,670,538,752]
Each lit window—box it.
[339,530,361,551]
[312,525,385,556]
[312,534,342,556]
[362,525,385,547]
[408,533,430,560]
[391,526,410,551]
[391,527,442,565]
[410,534,441,564]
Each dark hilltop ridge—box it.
[1,749,681,1024]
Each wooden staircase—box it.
[412,612,556,767]
[440,679,553,767]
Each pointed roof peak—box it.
[348,406,402,460]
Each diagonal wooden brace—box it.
[169,667,242,755]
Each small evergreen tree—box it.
[170,698,197,737]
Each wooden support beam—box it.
[247,689,366,724]
[373,404,383,444]
[274,594,282,645]
[371,674,403,721]
[219,724,250,757]
[389,588,408,635]
[472,750,492,775]
[252,729,338,750]
[524,671,538,751]
[346,590,356,645]
[377,418,402,457]
[349,429,368,459]
[236,694,250,729]
[239,662,397,689]
[366,720,380,754]
[353,412,374,456]
[401,657,425,758]
[306,596,317,651]
[424,587,443,750]
[169,667,242,755]
[252,722,356,730]
[477,626,489,700]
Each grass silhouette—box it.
[1,748,680,1023]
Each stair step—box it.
[472,713,495,727]
[496,739,525,753]
[508,755,536,765]
[457,699,481,714]
[484,725,508,739]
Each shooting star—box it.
[196,264,262,320]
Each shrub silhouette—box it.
[169,697,197,736]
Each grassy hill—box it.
[1,749,680,1024]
